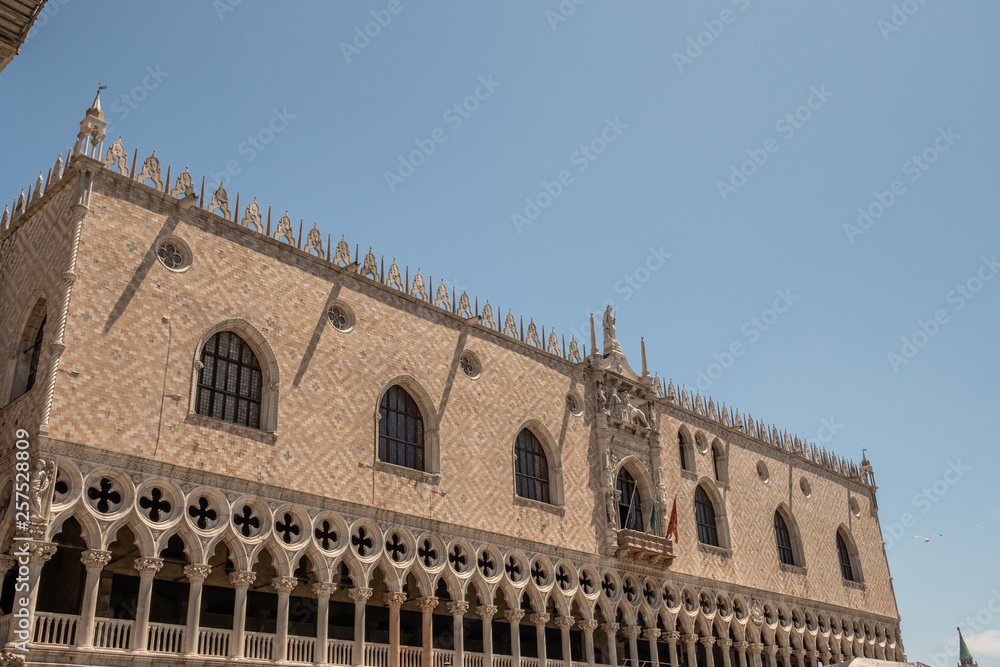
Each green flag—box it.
[649,502,657,534]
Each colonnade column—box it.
[643,628,661,667]
[418,597,440,667]
[385,592,408,667]
[665,631,680,667]
[448,601,470,667]
[312,582,336,663]
[75,550,112,649]
[477,605,498,667]
[807,650,820,667]
[701,636,716,667]
[349,586,373,667]
[624,626,642,667]
[794,648,806,667]
[556,617,575,667]
[229,570,256,659]
[718,638,733,667]
[272,576,298,663]
[748,642,764,667]
[683,634,699,667]
[778,646,793,667]
[24,543,58,630]
[600,623,620,667]
[182,564,211,656]
[132,557,163,652]
[578,619,599,667]
[764,645,779,667]
[531,613,550,667]
[734,641,749,667]
[505,609,525,667]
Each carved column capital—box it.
[600,622,620,636]
[416,596,439,613]
[529,612,551,626]
[764,645,779,657]
[555,616,576,630]
[134,557,164,575]
[778,646,793,657]
[623,625,643,639]
[504,609,526,623]
[26,542,58,563]
[700,636,716,647]
[578,619,599,633]
[312,582,338,597]
[643,628,662,641]
[271,576,299,595]
[384,592,407,608]
[806,650,819,659]
[349,587,373,603]
[666,631,681,643]
[447,600,470,615]
[229,570,257,589]
[683,634,700,647]
[184,564,212,583]
[717,639,733,649]
[476,604,498,620]
[0,555,17,574]
[793,649,806,658]
[1,651,27,667]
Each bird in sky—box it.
[912,534,943,542]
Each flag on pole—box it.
[649,501,657,535]
[666,496,679,543]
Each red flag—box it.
[666,496,679,543]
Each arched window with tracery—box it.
[378,385,425,470]
[8,298,46,403]
[695,486,719,546]
[196,331,263,428]
[774,511,794,565]
[678,429,694,472]
[837,531,856,581]
[514,429,550,503]
[616,468,643,530]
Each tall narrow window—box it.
[712,446,722,481]
[196,331,262,428]
[695,486,719,546]
[679,439,688,471]
[8,299,46,402]
[678,429,693,471]
[514,429,550,503]
[774,511,795,565]
[378,386,425,470]
[616,469,643,530]
[837,532,855,581]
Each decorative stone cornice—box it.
[504,609,526,623]
[311,582,337,597]
[476,604,498,620]
[384,592,407,608]
[554,616,576,630]
[349,587,373,603]
[80,550,112,570]
[229,570,256,588]
[416,596,439,612]
[184,564,212,583]
[271,576,298,594]
[529,612,550,626]
[445,600,468,616]
[134,557,164,575]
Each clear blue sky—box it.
[2,2,997,665]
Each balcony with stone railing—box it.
[5,611,610,667]
[615,530,674,566]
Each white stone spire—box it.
[73,87,108,158]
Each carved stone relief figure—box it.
[28,459,56,519]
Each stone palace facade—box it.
[0,98,905,667]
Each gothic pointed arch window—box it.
[8,297,47,403]
[378,385,425,470]
[616,468,643,530]
[196,331,263,428]
[514,429,550,504]
[774,511,794,565]
[695,486,719,546]
[837,530,856,581]
[678,428,695,472]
